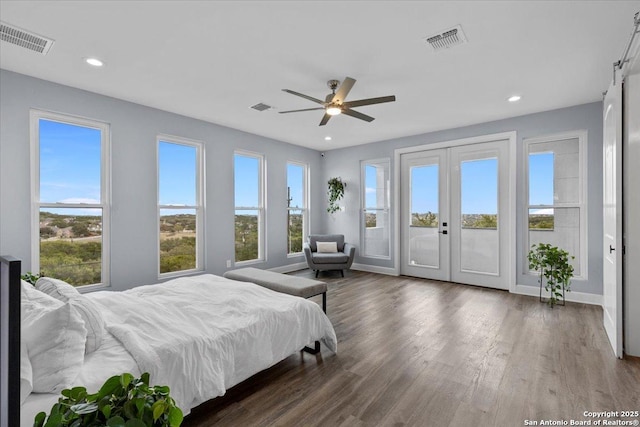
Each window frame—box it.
[234,150,266,264]
[157,135,205,278]
[360,157,391,259]
[30,109,111,289]
[523,130,588,279]
[286,161,309,257]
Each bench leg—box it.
[304,341,321,354]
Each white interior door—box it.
[603,77,623,358]
[400,139,510,289]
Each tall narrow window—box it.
[526,132,586,278]
[234,152,264,263]
[287,162,308,255]
[361,158,390,258]
[158,136,203,275]
[31,111,110,287]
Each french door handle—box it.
[439,230,448,235]
[609,245,615,253]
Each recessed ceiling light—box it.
[508,95,521,102]
[324,136,332,141]
[85,57,104,67]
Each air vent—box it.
[250,103,272,112]
[424,25,467,51]
[0,21,55,55]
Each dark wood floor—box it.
[184,270,640,427]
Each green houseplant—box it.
[327,177,346,214]
[21,271,41,285]
[528,243,575,307]
[34,372,183,427]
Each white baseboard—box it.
[513,284,602,306]
[351,263,399,276]
[268,262,308,274]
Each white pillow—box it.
[35,277,104,354]
[20,340,32,405]
[69,297,105,354]
[317,241,338,253]
[22,299,86,393]
[36,277,80,302]
[22,280,62,308]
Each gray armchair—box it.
[303,234,355,277]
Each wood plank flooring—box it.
[184,270,640,427]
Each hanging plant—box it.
[527,243,575,307]
[327,177,346,214]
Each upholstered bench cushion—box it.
[311,252,350,264]
[223,267,326,299]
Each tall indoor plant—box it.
[527,243,575,307]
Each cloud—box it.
[366,187,376,194]
[58,198,101,204]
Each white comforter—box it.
[88,274,337,413]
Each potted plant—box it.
[327,177,346,214]
[34,372,183,427]
[21,271,41,285]
[527,243,575,307]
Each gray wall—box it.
[320,102,604,295]
[0,69,605,295]
[0,70,323,291]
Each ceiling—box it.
[1,1,638,151]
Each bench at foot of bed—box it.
[222,267,327,354]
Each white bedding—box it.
[21,273,336,425]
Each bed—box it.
[2,257,337,427]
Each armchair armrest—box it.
[342,243,356,269]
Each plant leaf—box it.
[124,419,147,427]
[70,402,99,415]
[34,411,46,427]
[152,400,165,421]
[106,416,126,427]
[169,407,184,427]
[98,375,122,399]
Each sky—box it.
[40,119,554,217]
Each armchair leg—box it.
[340,270,344,278]
[315,270,319,278]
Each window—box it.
[158,136,203,275]
[525,132,586,278]
[234,152,264,263]
[361,158,390,258]
[31,110,110,287]
[287,162,308,255]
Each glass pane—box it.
[529,207,580,275]
[159,141,196,206]
[39,119,101,204]
[159,209,197,273]
[410,165,438,227]
[365,164,388,209]
[529,208,555,230]
[39,208,102,286]
[235,154,259,207]
[235,209,259,261]
[288,209,303,254]
[287,163,304,208]
[409,164,439,267]
[529,138,579,204]
[364,209,390,257]
[460,158,498,274]
[529,152,554,206]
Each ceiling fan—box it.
[279,77,396,126]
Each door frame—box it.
[393,131,517,292]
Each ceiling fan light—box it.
[326,106,342,116]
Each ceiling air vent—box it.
[0,21,55,55]
[424,25,467,52]
[250,103,272,112]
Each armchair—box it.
[304,234,355,277]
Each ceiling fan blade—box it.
[279,107,325,114]
[332,77,356,103]
[282,89,325,105]
[319,113,332,126]
[342,95,396,109]
[342,108,375,122]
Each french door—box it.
[400,139,510,289]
